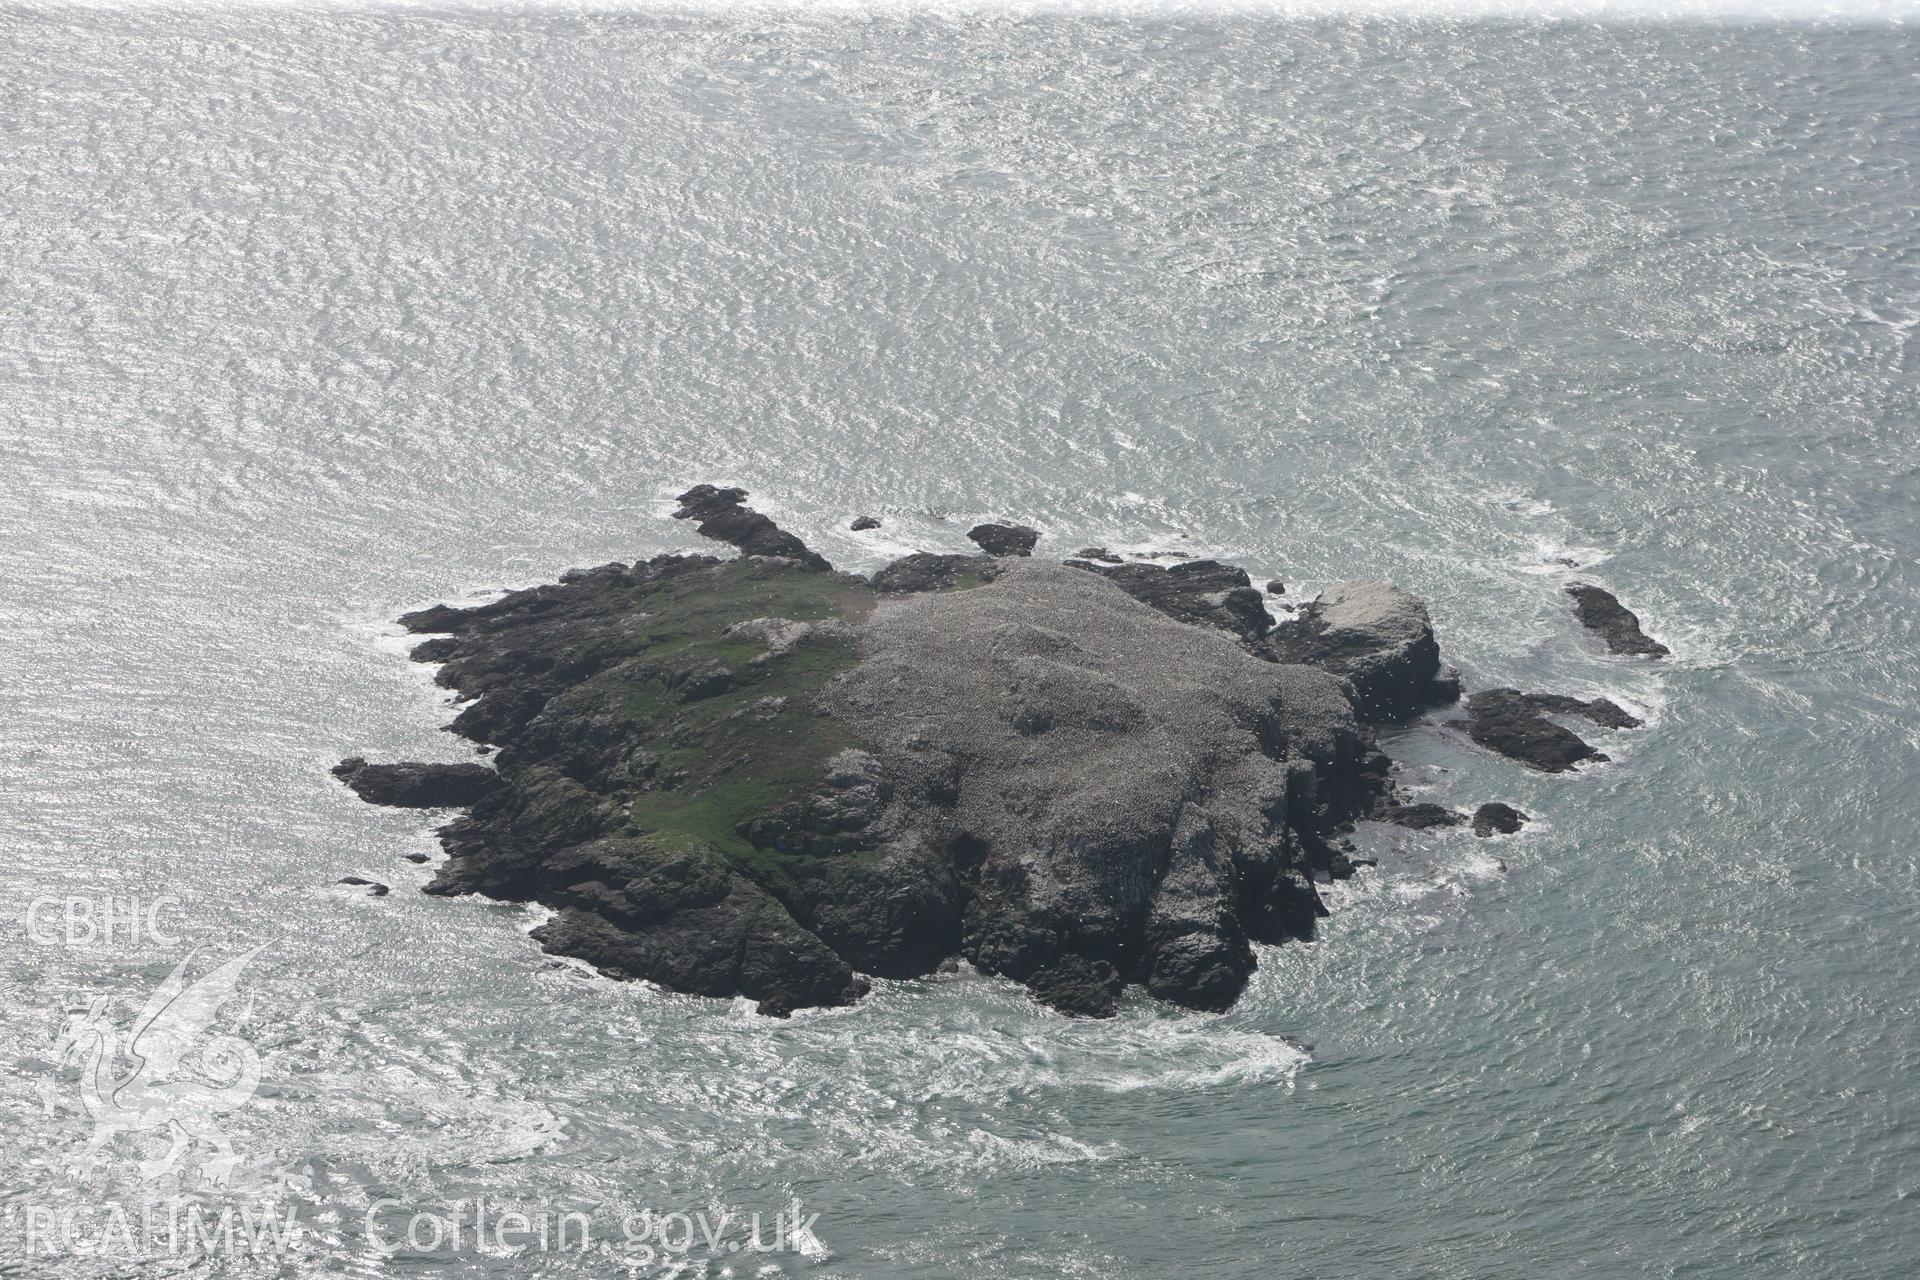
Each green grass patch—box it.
[555,561,876,886]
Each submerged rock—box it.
[1265,581,1460,722]
[1566,583,1668,657]
[967,522,1041,557]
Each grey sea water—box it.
[3,6,1917,1277]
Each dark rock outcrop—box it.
[1566,583,1668,657]
[1074,559,1273,644]
[850,515,881,531]
[1265,579,1286,596]
[1453,688,1640,772]
[869,552,1002,594]
[331,758,501,808]
[967,522,1040,557]
[1517,692,1643,730]
[337,876,390,897]
[1472,803,1529,837]
[1375,802,1465,830]
[674,485,831,571]
[529,862,870,1017]
[1072,547,1123,564]
[1265,581,1460,722]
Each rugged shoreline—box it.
[337,488,1648,1017]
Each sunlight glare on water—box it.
[1,7,1916,1277]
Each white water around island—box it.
[2,7,1917,1278]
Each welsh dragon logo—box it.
[52,941,275,1186]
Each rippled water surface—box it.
[2,8,1917,1277]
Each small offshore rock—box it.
[967,522,1041,557]
[337,876,390,896]
[403,853,432,864]
[1472,803,1530,837]
[1566,583,1668,657]
[1456,689,1625,772]
[1266,579,1286,596]
[332,758,501,808]
[1072,547,1124,564]
[851,515,881,531]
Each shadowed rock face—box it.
[1265,581,1460,722]
[333,488,1633,1018]
[1566,583,1668,657]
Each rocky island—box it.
[337,487,1650,1017]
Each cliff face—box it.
[337,490,1525,1018]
